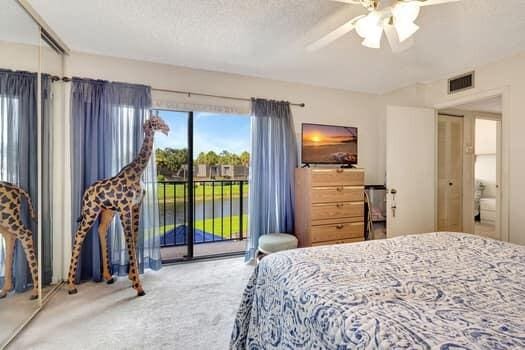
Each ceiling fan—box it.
[307,0,461,53]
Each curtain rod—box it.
[50,76,305,108]
[152,87,306,108]
[51,76,70,82]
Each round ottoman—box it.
[258,233,298,259]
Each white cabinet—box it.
[480,198,496,224]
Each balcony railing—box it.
[157,180,248,248]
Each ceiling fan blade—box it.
[384,23,414,53]
[411,0,461,7]
[307,15,365,52]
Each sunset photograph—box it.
[302,123,358,164]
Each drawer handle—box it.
[336,168,344,173]
[336,203,344,208]
[336,224,344,229]
[336,187,344,192]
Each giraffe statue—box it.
[0,181,38,300]
[67,115,169,297]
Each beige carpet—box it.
[9,257,253,350]
[0,291,39,347]
[475,222,499,240]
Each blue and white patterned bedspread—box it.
[230,233,525,349]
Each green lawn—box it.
[158,214,249,239]
[157,182,249,202]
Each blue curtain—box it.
[245,98,298,262]
[70,78,161,283]
[0,69,38,292]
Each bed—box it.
[230,232,525,349]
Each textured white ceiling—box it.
[26,0,525,93]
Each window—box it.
[153,110,251,260]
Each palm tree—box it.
[240,151,250,166]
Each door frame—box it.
[153,108,248,263]
[433,87,509,242]
[150,108,195,261]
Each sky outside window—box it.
[154,110,250,157]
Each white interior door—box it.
[386,106,436,238]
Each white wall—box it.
[4,40,525,245]
[0,40,63,75]
[475,119,497,155]
[382,53,525,245]
[1,41,388,280]
[68,51,525,246]
[66,50,525,244]
[1,41,387,186]
[0,41,38,72]
[66,52,384,184]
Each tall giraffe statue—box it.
[0,181,38,299]
[67,115,169,297]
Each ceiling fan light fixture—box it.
[309,0,461,53]
[391,1,421,42]
[355,12,383,48]
[392,2,420,23]
[361,34,382,49]
[362,26,383,49]
[394,20,419,42]
[355,13,382,39]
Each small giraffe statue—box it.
[67,115,169,297]
[0,181,38,300]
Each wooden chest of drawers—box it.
[294,168,365,247]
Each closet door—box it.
[41,27,67,300]
[437,115,463,232]
[0,1,41,347]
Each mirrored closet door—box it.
[0,0,41,346]
[40,27,65,303]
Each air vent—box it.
[448,72,475,94]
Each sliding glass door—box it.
[154,110,191,261]
[192,112,250,258]
[154,110,250,262]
